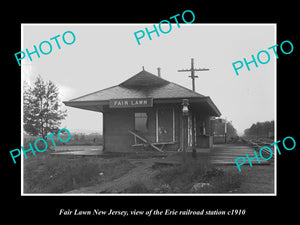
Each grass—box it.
[123,155,246,194]
[237,166,275,193]
[152,159,243,193]
[124,181,151,193]
[125,154,274,194]
[23,150,274,194]
[151,161,274,193]
[23,132,103,147]
[23,153,135,193]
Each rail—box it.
[240,137,274,160]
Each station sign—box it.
[109,98,153,108]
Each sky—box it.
[21,24,276,135]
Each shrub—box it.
[154,159,243,193]
[125,181,150,193]
[209,172,243,193]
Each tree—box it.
[226,122,238,138]
[24,75,67,139]
[243,120,274,138]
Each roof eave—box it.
[63,96,221,117]
[204,97,222,117]
[63,100,108,112]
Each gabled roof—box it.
[119,70,169,87]
[64,69,221,116]
[69,70,204,102]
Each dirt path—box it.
[67,158,159,194]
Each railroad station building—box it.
[64,69,221,152]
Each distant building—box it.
[212,118,238,143]
[212,118,227,144]
[64,69,221,152]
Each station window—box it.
[199,119,206,135]
[134,113,148,131]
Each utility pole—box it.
[178,58,209,92]
[178,58,209,159]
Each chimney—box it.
[157,67,161,77]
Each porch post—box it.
[102,112,105,151]
[192,112,197,159]
[182,99,189,163]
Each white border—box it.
[21,23,277,196]
[21,23,24,195]
[274,23,277,196]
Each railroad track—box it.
[240,137,274,160]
